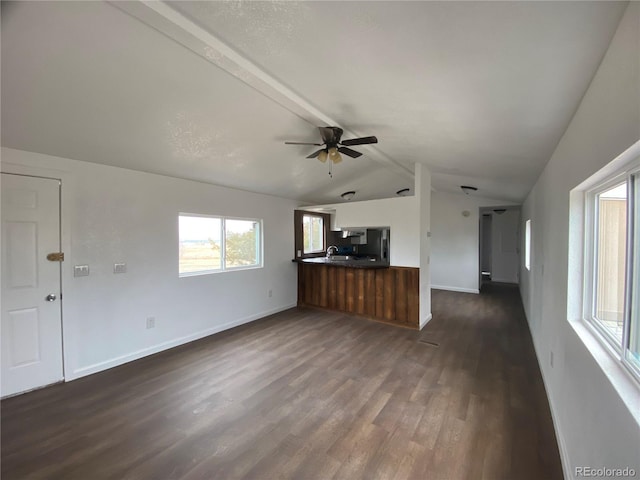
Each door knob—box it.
[45,294,57,302]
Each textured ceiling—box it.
[1,1,628,204]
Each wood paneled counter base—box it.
[297,263,419,328]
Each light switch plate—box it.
[114,263,127,274]
[74,265,89,277]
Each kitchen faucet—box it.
[326,245,338,257]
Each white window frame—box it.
[179,213,263,278]
[583,162,640,383]
[524,219,531,271]
[302,214,325,254]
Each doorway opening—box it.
[480,213,492,284]
[478,206,521,290]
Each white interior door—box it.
[491,209,521,284]
[1,173,64,397]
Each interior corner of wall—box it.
[420,313,432,330]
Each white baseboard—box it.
[420,313,432,330]
[431,285,480,294]
[69,303,296,380]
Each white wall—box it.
[416,164,432,327]
[1,147,299,380]
[309,196,420,268]
[431,191,517,293]
[520,3,640,478]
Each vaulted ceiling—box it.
[1,1,628,204]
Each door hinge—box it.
[47,252,65,262]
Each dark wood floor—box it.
[1,283,563,480]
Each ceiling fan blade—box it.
[340,136,378,146]
[306,149,325,159]
[285,141,323,146]
[338,146,362,158]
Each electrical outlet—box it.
[114,263,127,274]
[146,317,155,329]
[268,289,273,298]
[74,265,90,277]
[550,351,554,368]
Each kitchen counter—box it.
[296,261,419,329]
[293,257,390,269]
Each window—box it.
[179,214,262,276]
[303,214,324,254]
[294,210,330,259]
[593,182,627,342]
[225,219,260,268]
[585,164,640,380]
[524,219,531,271]
[628,173,640,372]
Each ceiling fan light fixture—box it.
[329,147,342,164]
[317,150,328,163]
[341,191,356,201]
[460,185,478,195]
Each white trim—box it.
[431,285,480,294]
[68,303,296,380]
[419,313,432,330]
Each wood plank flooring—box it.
[1,283,563,479]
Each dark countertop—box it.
[293,257,390,269]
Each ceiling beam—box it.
[110,1,414,180]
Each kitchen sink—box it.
[326,255,356,261]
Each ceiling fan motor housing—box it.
[323,126,344,147]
